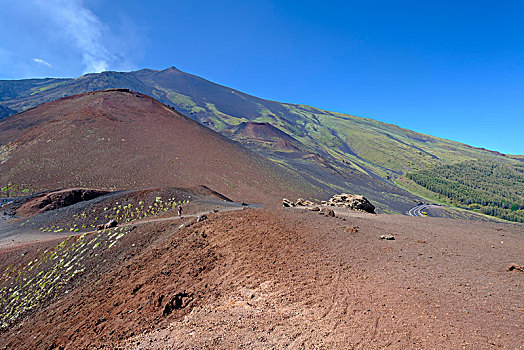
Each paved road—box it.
[407,204,428,217]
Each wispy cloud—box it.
[33,58,52,67]
[0,0,142,78]
[35,0,119,73]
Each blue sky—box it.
[0,0,522,154]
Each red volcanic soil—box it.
[0,207,522,349]
[233,122,297,142]
[232,122,303,152]
[0,89,312,205]
[274,139,301,152]
[16,188,110,218]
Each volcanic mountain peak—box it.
[163,66,181,73]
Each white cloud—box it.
[0,1,141,78]
[33,58,52,67]
[34,0,118,74]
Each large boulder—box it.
[347,195,375,213]
[325,193,375,214]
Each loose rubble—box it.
[320,208,335,217]
[282,198,315,207]
[283,193,375,214]
[507,263,524,272]
[282,198,294,207]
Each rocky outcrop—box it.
[17,188,110,217]
[282,198,315,207]
[283,194,374,213]
[295,198,315,206]
[282,198,295,207]
[324,193,375,214]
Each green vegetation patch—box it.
[406,160,524,223]
[0,225,136,329]
[29,81,69,95]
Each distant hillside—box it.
[231,122,305,152]
[1,67,517,181]
[0,89,318,205]
[0,106,15,119]
[1,67,521,219]
[403,161,524,222]
[233,122,297,142]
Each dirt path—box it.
[0,205,250,251]
[129,207,246,226]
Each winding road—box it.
[407,204,428,217]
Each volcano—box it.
[0,89,312,204]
